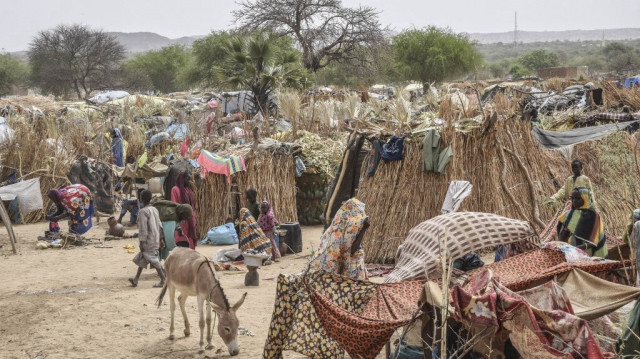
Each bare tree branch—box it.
[233,0,386,72]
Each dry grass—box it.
[236,151,298,222]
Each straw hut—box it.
[326,118,640,263]
[195,139,300,237]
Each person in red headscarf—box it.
[171,171,197,249]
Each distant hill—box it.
[107,32,204,54]
[468,28,640,44]
[9,28,640,57]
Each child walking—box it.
[128,190,165,288]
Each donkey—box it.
[156,248,247,355]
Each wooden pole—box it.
[0,201,18,254]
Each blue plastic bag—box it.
[202,223,238,245]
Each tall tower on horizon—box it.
[514,11,518,46]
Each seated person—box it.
[556,187,607,258]
[118,189,142,226]
[107,216,125,237]
[308,198,370,280]
[622,209,640,244]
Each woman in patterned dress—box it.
[47,184,95,235]
[309,198,370,280]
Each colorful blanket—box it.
[467,248,625,292]
[452,269,605,358]
[197,150,246,182]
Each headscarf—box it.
[309,198,369,280]
[257,201,277,232]
[111,128,125,167]
[175,172,195,208]
[557,187,607,258]
[238,208,272,256]
[171,172,196,242]
[47,189,61,204]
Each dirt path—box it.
[0,221,327,359]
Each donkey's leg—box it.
[205,301,214,350]
[178,294,190,337]
[168,286,176,340]
[197,294,206,353]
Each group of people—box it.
[46,168,198,288]
[545,159,607,258]
[237,188,281,263]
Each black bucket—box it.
[279,222,302,254]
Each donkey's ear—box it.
[232,292,248,311]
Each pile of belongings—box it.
[523,84,595,114]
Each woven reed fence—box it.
[358,119,640,263]
[236,151,298,223]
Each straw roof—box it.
[356,119,640,263]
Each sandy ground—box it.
[0,220,360,359]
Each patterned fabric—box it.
[238,208,272,256]
[263,271,423,359]
[309,198,368,280]
[557,187,607,258]
[386,212,537,283]
[257,201,277,232]
[56,184,94,235]
[467,248,624,292]
[311,277,425,359]
[452,269,605,359]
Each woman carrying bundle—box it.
[258,201,281,262]
[556,187,607,258]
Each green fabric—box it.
[152,199,191,222]
[437,145,453,174]
[422,129,453,174]
[421,129,440,172]
[618,300,640,356]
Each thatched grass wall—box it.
[236,151,298,223]
[358,119,640,263]
[195,173,229,238]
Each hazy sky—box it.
[2,0,639,52]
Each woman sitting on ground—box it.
[556,187,607,258]
[47,184,95,235]
[237,208,272,263]
[258,201,281,262]
[309,198,370,280]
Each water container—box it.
[279,222,302,254]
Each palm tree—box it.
[214,32,309,134]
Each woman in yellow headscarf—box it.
[556,187,607,258]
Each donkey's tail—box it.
[155,283,168,309]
